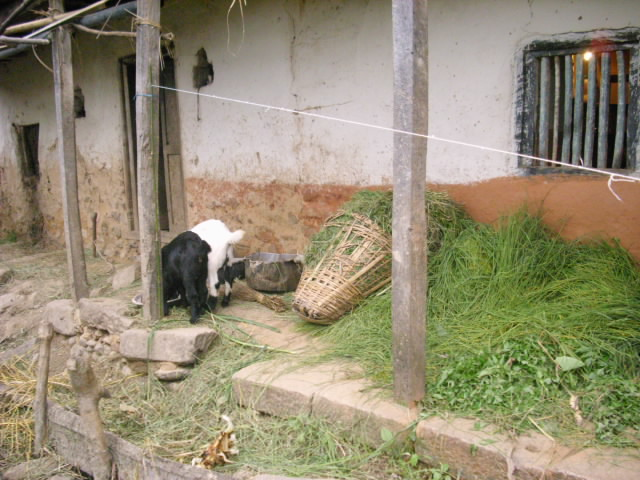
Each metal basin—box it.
[244,252,304,292]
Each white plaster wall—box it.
[0,52,56,175]
[163,0,394,186]
[164,0,640,186]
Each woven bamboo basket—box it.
[292,212,392,325]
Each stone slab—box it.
[119,327,217,365]
[78,297,136,334]
[415,416,640,480]
[232,359,415,448]
[44,298,80,336]
[311,377,416,447]
[232,360,346,417]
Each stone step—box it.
[232,359,640,480]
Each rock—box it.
[111,263,140,291]
[0,292,21,315]
[119,327,217,365]
[155,362,191,381]
[0,267,14,285]
[2,456,59,479]
[78,297,136,334]
[43,299,79,336]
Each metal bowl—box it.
[244,252,304,292]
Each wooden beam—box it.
[50,0,89,302]
[391,0,428,407]
[135,0,162,323]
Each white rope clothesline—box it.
[152,84,639,201]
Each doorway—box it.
[120,54,187,238]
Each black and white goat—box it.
[191,219,245,311]
[216,259,246,307]
[161,231,211,324]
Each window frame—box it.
[515,28,640,174]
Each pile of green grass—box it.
[304,190,468,267]
[311,209,640,446]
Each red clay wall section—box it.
[185,175,640,261]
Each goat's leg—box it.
[221,281,232,307]
[185,284,202,324]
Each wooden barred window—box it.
[517,29,640,172]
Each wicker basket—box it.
[292,212,392,325]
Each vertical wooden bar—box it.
[561,55,573,163]
[33,321,53,455]
[518,52,540,166]
[571,54,584,165]
[136,0,162,323]
[552,56,561,160]
[584,53,597,167]
[50,0,89,301]
[597,52,611,168]
[121,62,139,232]
[629,45,640,171]
[391,0,427,407]
[612,50,626,169]
[538,56,550,162]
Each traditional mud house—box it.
[1,0,639,260]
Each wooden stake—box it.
[391,0,428,407]
[135,0,163,323]
[33,321,53,455]
[50,0,89,301]
[67,345,112,480]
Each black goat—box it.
[161,231,211,324]
[215,259,246,307]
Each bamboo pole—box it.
[391,0,428,408]
[4,0,107,35]
[135,0,163,323]
[0,35,49,45]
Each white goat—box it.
[191,219,245,310]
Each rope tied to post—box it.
[134,17,162,30]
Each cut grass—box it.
[32,311,441,480]
[306,209,640,447]
[304,189,469,268]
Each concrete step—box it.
[232,359,640,480]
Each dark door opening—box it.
[121,55,186,236]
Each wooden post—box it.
[391,0,428,407]
[135,0,162,323]
[67,345,112,480]
[33,321,53,455]
[50,0,89,301]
